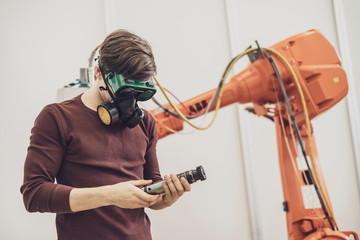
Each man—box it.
[20,29,191,240]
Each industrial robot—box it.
[150,29,359,240]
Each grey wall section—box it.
[0,0,359,239]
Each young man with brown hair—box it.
[20,29,191,240]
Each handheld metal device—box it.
[142,166,207,195]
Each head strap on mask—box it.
[98,63,116,100]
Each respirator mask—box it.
[97,67,157,128]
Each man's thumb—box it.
[129,179,153,187]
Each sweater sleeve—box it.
[20,105,73,213]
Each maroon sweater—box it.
[20,94,162,240]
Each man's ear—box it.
[94,65,101,74]
[94,65,102,80]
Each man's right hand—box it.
[69,179,160,212]
[106,180,161,209]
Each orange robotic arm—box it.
[152,29,347,139]
[150,29,358,240]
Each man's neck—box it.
[81,85,103,111]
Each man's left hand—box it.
[161,174,191,207]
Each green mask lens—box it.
[105,73,157,101]
[138,90,155,101]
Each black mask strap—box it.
[98,62,116,101]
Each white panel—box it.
[332,0,360,232]
[332,0,360,199]
[341,0,360,109]
[225,1,266,239]
[55,87,90,102]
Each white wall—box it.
[0,0,359,239]
[0,0,105,239]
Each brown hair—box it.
[99,29,157,80]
